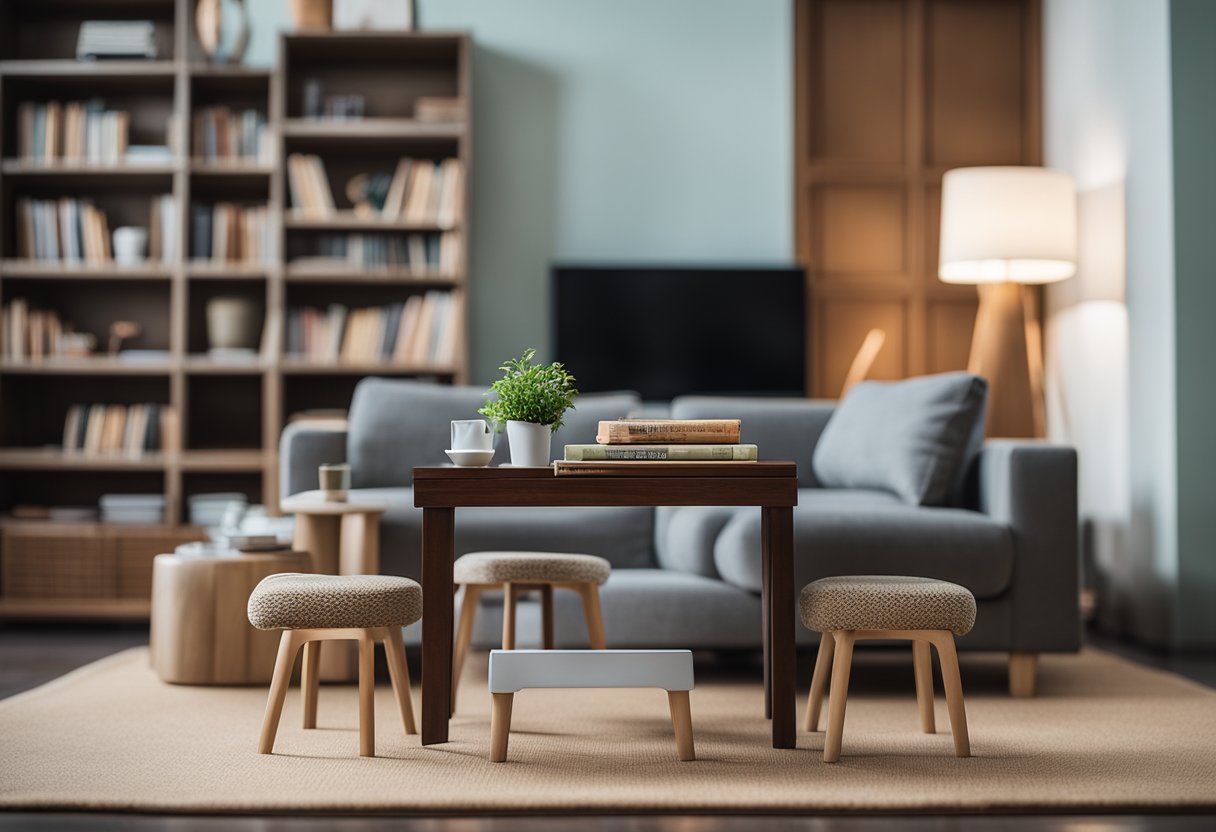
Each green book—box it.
[564,444,758,462]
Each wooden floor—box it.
[1,622,1214,832]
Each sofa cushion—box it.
[347,378,639,488]
[811,372,987,506]
[710,488,1014,600]
[654,505,743,578]
[356,488,655,580]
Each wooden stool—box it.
[487,649,695,762]
[451,551,611,711]
[247,573,422,757]
[800,575,977,763]
[150,549,310,685]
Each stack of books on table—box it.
[100,494,165,525]
[558,419,755,474]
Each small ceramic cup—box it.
[451,419,493,451]
[112,227,148,266]
[318,462,350,502]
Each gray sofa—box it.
[281,378,1079,695]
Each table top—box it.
[414,461,798,479]
[280,490,389,515]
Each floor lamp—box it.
[938,167,1077,438]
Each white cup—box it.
[113,226,148,266]
[451,419,492,451]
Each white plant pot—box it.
[506,420,552,467]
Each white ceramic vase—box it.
[506,420,552,467]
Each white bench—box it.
[487,649,696,762]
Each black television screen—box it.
[551,264,806,400]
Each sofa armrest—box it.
[279,421,348,497]
[977,440,1080,651]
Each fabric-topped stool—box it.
[248,573,421,757]
[451,551,611,711]
[800,575,977,763]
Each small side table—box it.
[279,490,388,680]
[150,549,311,685]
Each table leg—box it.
[763,505,796,749]
[293,514,340,575]
[422,507,455,745]
[761,507,772,720]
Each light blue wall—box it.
[244,1,793,383]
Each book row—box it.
[1,301,93,361]
[16,100,130,164]
[15,196,177,265]
[190,203,276,264]
[286,291,461,367]
[61,403,178,457]
[287,154,463,228]
[192,107,271,164]
[296,231,461,272]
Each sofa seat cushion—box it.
[353,488,655,580]
[710,488,1014,600]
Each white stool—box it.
[487,649,696,762]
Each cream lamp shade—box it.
[939,166,1078,285]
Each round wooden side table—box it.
[150,549,311,685]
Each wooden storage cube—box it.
[0,522,114,599]
[186,279,268,356]
[185,374,264,450]
[0,375,170,450]
[0,278,171,357]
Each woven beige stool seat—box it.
[248,573,421,758]
[451,551,611,713]
[800,575,976,763]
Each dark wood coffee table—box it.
[413,461,799,749]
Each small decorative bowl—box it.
[446,448,495,467]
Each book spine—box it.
[565,444,757,461]
[596,421,742,445]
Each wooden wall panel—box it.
[795,0,1041,400]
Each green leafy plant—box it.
[479,348,579,432]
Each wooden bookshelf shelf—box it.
[280,359,458,376]
[0,261,171,280]
[181,357,267,374]
[0,358,173,375]
[0,60,178,80]
[184,262,269,279]
[0,448,166,471]
[1,160,181,176]
[178,449,265,472]
[283,212,454,233]
[282,118,464,142]
[189,162,274,177]
[284,262,461,285]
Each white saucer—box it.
[446,448,495,467]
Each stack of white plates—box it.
[188,493,247,527]
[100,494,164,524]
[76,21,158,61]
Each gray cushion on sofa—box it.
[709,488,1014,599]
[811,372,987,506]
[347,378,639,488]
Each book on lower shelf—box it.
[192,107,271,165]
[295,230,460,274]
[285,290,460,366]
[287,153,463,228]
[596,419,742,445]
[1,300,96,361]
[190,202,274,264]
[61,403,177,458]
[564,443,757,461]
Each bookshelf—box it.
[0,1,471,619]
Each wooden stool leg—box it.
[805,630,834,732]
[667,690,696,761]
[502,583,518,650]
[451,585,481,714]
[301,640,321,729]
[1009,651,1038,698]
[932,632,970,757]
[823,631,855,763]
[540,583,555,649]
[258,630,303,754]
[490,692,514,762]
[912,639,936,734]
[382,626,417,735]
[577,582,607,649]
[358,632,376,757]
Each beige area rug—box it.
[2,646,1215,814]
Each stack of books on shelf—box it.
[99,494,165,525]
[17,100,134,164]
[558,419,755,474]
[76,20,158,61]
[287,154,463,228]
[190,203,274,264]
[414,96,465,123]
[286,290,460,367]
[1,301,94,361]
[61,403,177,458]
[294,230,460,273]
[193,107,271,165]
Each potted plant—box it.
[479,348,579,466]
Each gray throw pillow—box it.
[811,372,988,506]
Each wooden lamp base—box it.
[968,282,1045,438]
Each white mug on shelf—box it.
[451,419,493,451]
[112,227,148,266]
